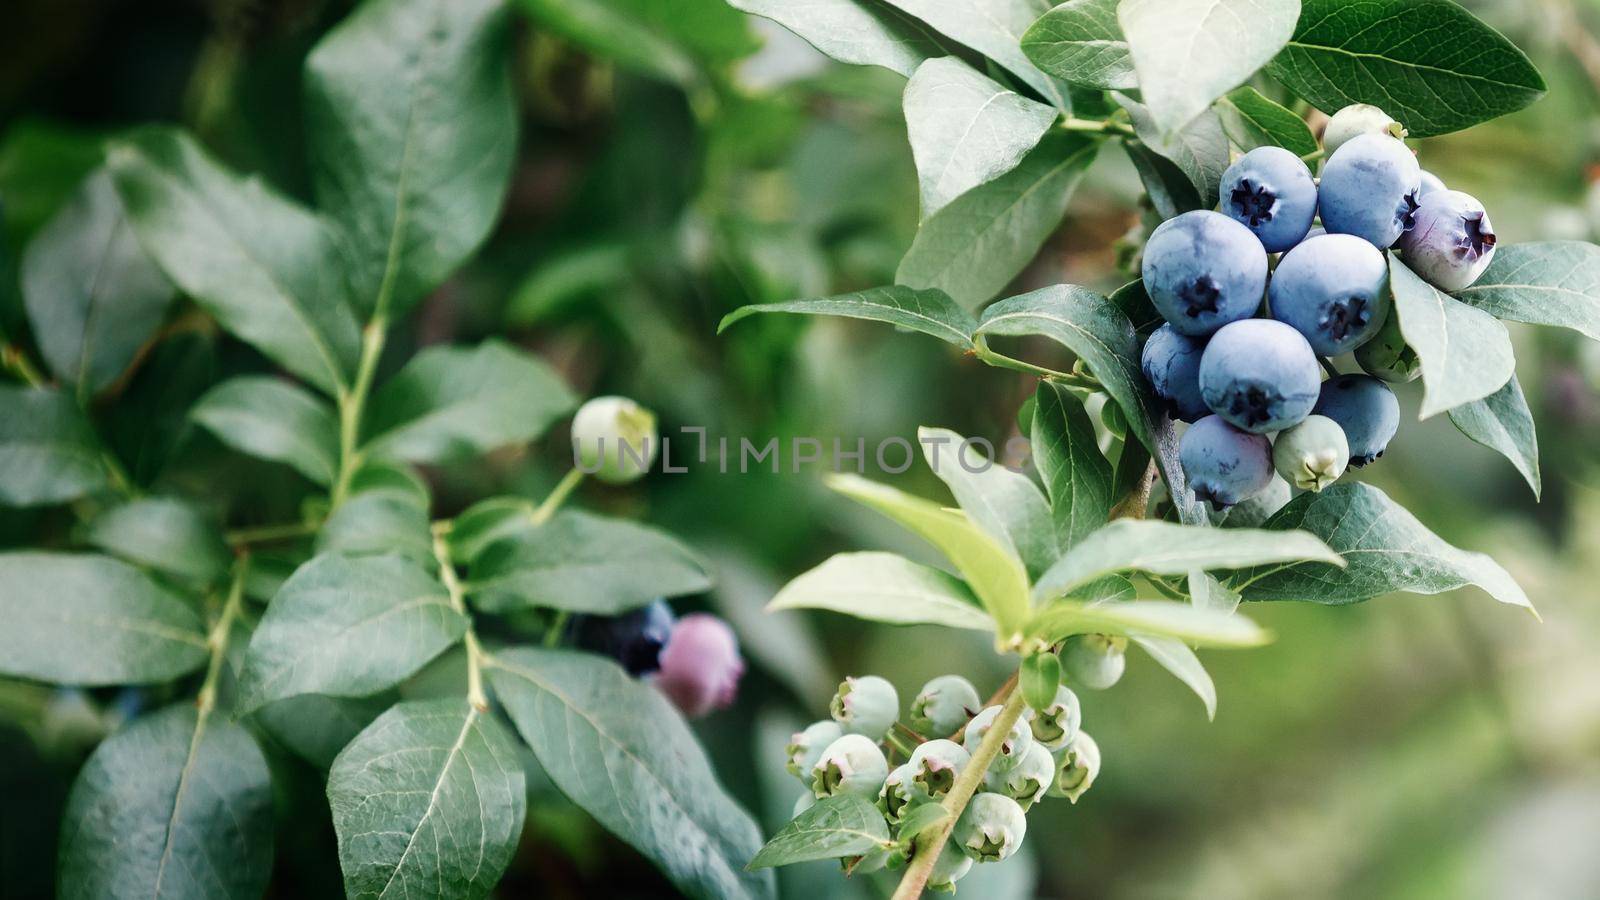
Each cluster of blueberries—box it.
[570,600,744,718]
[1138,104,1498,508]
[787,641,1119,891]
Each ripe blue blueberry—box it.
[655,614,744,718]
[1396,189,1498,292]
[953,792,1027,862]
[1180,414,1274,508]
[1269,233,1391,355]
[963,705,1033,768]
[1198,319,1321,433]
[1141,210,1269,336]
[1313,375,1400,467]
[787,720,844,781]
[1047,731,1101,803]
[1062,634,1126,689]
[1141,324,1210,422]
[1219,146,1318,252]
[810,733,889,799]
[1272,414,1349,491]
[984,741,1056,811]
[1354,310,1421,384]
[1024,685,1081,751]
[569,598,674,676]
[908,675,980,736]
[1318,133,1421,248]
[830,675,899,740]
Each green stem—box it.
[433,529,488,711]
[332,317,388,507]
[1059,116,1137,138]
[543,611,571,648]
[892,681,1026,900]
[226,521,319,547]
[1319,356,1342,379]
[197,556,250,715]
[530,468,585,527]
[101,451,137,498]
[973,338,1100,390]
[1,344,47,387]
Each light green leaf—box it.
[767,552,994,631]
[727,0,951,77]
[1033,519,1342,601]
[826,473,1031,636]
[920,426,1056,577]
[1215,85,1319,157]
[903,57,1059,219]
[83,497,230,584]
[237,553,466,711]
[521,0,757,85]
[1115,92,1229,205]
[487,648,772,899]
[445,496,537,565]
[467,510,712,614]
[1021,0,1135,90]
[1120,0,1299,135]
[57,704,273,900]
[0,385,108,507]
[1232,482,1536,613]
[880,0,1074,110]
[254,693,392,770]
[21,168,172,396]
[1027,599,1270,647]
[1456,241,1600,341]
[328,699,526,900]
[1449,374,1540,498]
[1020,651,1063,712]
[347,458,432,511]
[898,133,1098,309]
[1389,255,1515,419]
[106,127,361,396]
[316,492,434,565]
[718,285,977,349]
[748,795,890,869]
[306,0,517,317]
[895,802,952,842]
[362,340,576,463]
[0,552,207,685]
[1128,633,1216,719]
[1266,0,1546,137]
[191,376,340,486]
[1032,381,1112,549]
[1189,571,1242,615]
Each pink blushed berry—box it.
[655,614,744,718]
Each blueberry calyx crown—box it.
[1462,212,1496,258]
[1319,296,1371,341]
[1191,482,1230,509]
[1179,276,1222,318]
[1226,384,1276,428]
[1398,190,1421,232]
[1230,180,1278,226]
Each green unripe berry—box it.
[879,763,925,823]
[1323,103,1406,155]
[786,720,843,781]
[952,793,1027,862]
[984,740,1056,810]
[830,675,899,740]
[908,675,980,736]
[1273,415,1349,491]
[1063,635,1127,690]
[1355,311,1422,384]
[572,396,658,484]
[927,842,973,892]
[1048,730,1102,803]
[962,705,1033,769]
[907,739,969,799]
[810,734,889,799]
[1023,685,1081,751]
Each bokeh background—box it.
[4,1,1600,897]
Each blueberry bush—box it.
[2,0,1598,897]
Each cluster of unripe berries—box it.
[1138,104,1495,508]
[570,599,744,717]
[786,640,1122,891]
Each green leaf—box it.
[767,552,995,631]
[976,284,1205,525]
[1231,482,1536,613]
[328,699,526,900]
[1189,571,1242,615]
[106,127,361,396]
[1027,599,1269,647]
[445,496,537,564]
[487,648,771,899]
[1128,634,1215,719]
[1123,140,1205,221]
[1115,92,1229,205]
[1120,0,1299,135]
[826,473,1031,637]
[880,0,1074,110]
[316,492,434,565]
[1389,256,1515,419]
[1455,241,1600,342]
[1266,0,1546,138]
[1033,519,1343,602]
[237,553,466,711]
[903,57,1059,219]
[191,376,340,486]
[1214,86,1318,157]
[1032,382,1113,550]
[718,285,977,349]
[362,340,576,463]
[467,510,712,614]
[57,704,273,900]
[919,426,1056,578]
[898,133,1098,309]
[1108,279,1162,335]
[727,0,950,78]
[21,168,172,396]
[306,0,517,318]
[83,497,230,584]
[894,802,951,842]
[0,385,109,507]
[254,693,392,770]
[520,0,757,85]
[1020,651,1062,711]
[1021,0,1135,90]
[0,552,207,685]
[347,457,432,511]
[1449,374,1540,498]
[748,795,890,869]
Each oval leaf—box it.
[1390,255,1515,419]
[718,285,977,349]
[1021,651,1063,712]
[83,497,231,584]
[880,0,1074,110]
[1114,92,1229,205]
[1128,633,1216,719]
[1022,0,1136,90]
[191,376,340,486]
[767,551,995,632]
[1215,86,1318,157]
[1032,382,1113,550]
[728,0,953,78]
[1448,373,1539,498]
[1456,241,1600,342]
[748,795,890,869]
[919,426,1057,578]
[0,385,109,507]
[1027,599,1270,647]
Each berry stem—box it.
[432,525,489,711]
[1,342,47,387]
[893,722,929,745]
[1318,356,1342,379]
[225,520,320,547]
[531,468,585,527]
[197,554,250,716]
[331,316,388,508]
[1058,116,1137,138]
[973,337,1100,390]
[892,682,1026,900]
